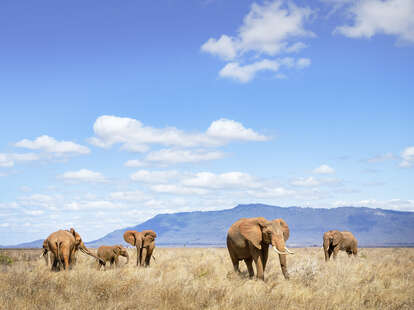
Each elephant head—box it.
[67,228,106,265]
[113,245,129,264]
[239,217,293,255]
[123,230,157,248]
[323,230,343,250]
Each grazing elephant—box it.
[45,228,105,271]
[323,230,358,261]
[123,230,157,267]
[97,245,129,269]
[227,217,294,280]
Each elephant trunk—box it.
[79,244,106,266]
[323,238,330,261]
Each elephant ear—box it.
[239,217,267,250]
[70,228,82,246]
[332,230,343,246]
[273,218,290,241]
[123,230,139,246]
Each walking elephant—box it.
[97,245,129,269]
[226,217,294,281]
[323,230,358,261]
[123,230,157,267]
[45,228,105,271]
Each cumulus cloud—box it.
[109,190,149,201]
[246,186,296,198]
[291,176,341,187]
[313,164,335,174]
[60,169,107,183]
[0,153,39,167]
[146,149,224,164]
[182,171,260,189]
[15,135,90,156]
[89,115,269,151]
[335,0,414,44]
[130,170,179,183]
[150,184,209,195]
[124,159,147,168]
[400,146,414,167]
[64,200,118,210]
[201,0,314,81]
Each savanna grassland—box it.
[0,247,413,310]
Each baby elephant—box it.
[97,245,129,269]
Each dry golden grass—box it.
[0,247,413,310]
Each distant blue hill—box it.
[3,204,414,248]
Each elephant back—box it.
[123,230,139,246]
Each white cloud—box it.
[201,1,314,59]
[60,169,107,183]
[246,186,296,198]
[15,135,90,156]
[291,176,320,187]
[64,200,119,210]
[313,164,335,174]
[0,154,14,167]
[182,171,260,189]
[124,159,147,167]
[291,176,341,187]
[219,59,280,83]
[296,57,311,69]
[150,184,209,195]
[201,0,314,81]
[130,170,179,183]
[89,115,269,150]
[109,190,149,202]
[335,0,414,44]
[146,149,225,164]
[17,194,59,210]
[400,146,414,167]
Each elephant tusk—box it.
[273,246,289,255]
[284,247,295,254]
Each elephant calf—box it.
[97,245,129,269]
[123,230,157,267]
[323,230,358,261]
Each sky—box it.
[0,0,413,244]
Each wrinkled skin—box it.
[226,217,293,280]
[97,245,129,269]
[323,230,358,261]
[123,230,157,267]
[45,228,105,271]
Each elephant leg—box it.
[110,257,114,267]
[51,254,59,271]
[262,246,269,272]
[228,251,240,273]
[115,256,119,267]
[141,248,147,266]
[278,254,289,280]
[327,248,333,260]
[244,258,254,278]
[324,249,330,261]
[63,254,70,270]
[145,251,152,266]
[136,247,141,266]
[252,250,264,280]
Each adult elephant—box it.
[123,230,157,267]
[97,245,129,269]
[45,228,105,271]
[226,217,294,280]
[323,230,358,261]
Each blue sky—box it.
[0,0,413,244]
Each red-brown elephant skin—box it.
[123,230,157,267]
[323,230,358,261]
[226,217,294,281]
[44,228,105,271]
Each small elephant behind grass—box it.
[97,245,129,269]
[323,230,358,261]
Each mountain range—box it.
[3,204,413,248]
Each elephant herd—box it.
[41,228,157,271]
[40,217,358,282]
